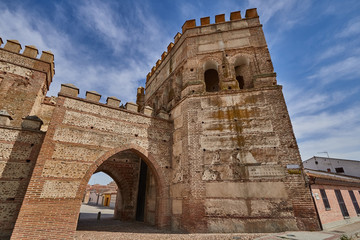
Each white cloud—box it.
[308,56,360,84]
[285,85,358,117]
[0,8,50,50]
[179,2,202,20]
[245,0,311,48]
[0,1,172,103]
[299,133,360,161]
[247,0,293,24]
[316,44,347,62]
[337,17,360,38]
[76,1,128,53]
[292,106,360,138]
[292,104,360,160]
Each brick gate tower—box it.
[0,8,321,239]
[141,8,321,232]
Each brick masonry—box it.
[0,8,321,240]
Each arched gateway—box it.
[82,146,168,226]
[9,93,172,239]
[1,8,321,240]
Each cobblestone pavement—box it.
[76,205,360,240]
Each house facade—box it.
[305,167,360,229]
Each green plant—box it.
[340,234,352,240]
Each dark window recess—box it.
[335,167,345,173]
[349,190,360,215]
[136,160,148,221]
[320,189,331,210]
[335,189,349,217]
[236,75,244,89]
[204,69,220,92]
[327,168,331,172]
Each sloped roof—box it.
[305,169,360,187]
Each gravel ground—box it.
[76,206,265,240]
[76,217,265,240]
[75,232,264,240]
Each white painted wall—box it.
[303,156,360,178]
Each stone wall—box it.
[0,40,54,127]
[11,93,173,239]
[169,87,320,232]
[143,8,320,233]
[0,38,53,239]
[145,168,157,225]
[144,9,275,116]
[0,127,44,239]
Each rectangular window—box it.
[349,190,360,215]
[335,167,345,173]
[320,189,331,210]
[335,189,349,217]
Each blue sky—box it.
[1,0,359,184]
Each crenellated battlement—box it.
[0,37,56,127]
[0,38,54,63]
[145,8,259,83]
[0,37,55,89]
[58,84,169,120]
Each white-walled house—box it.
[304,156,360,178]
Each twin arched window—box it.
[203,56,250,92]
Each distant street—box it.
[79,204,114,220]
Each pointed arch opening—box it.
[76,146,166,233]
[78,172,118,227]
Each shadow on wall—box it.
[0,125,45,239]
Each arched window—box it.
[204,69,220,92]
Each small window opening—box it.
[320,189,331,210]
[349,190,360,215]
[204,69,220,92]
[335,189,349,218]
[335,167,344,173]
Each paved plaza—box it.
[76,204,360,240]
